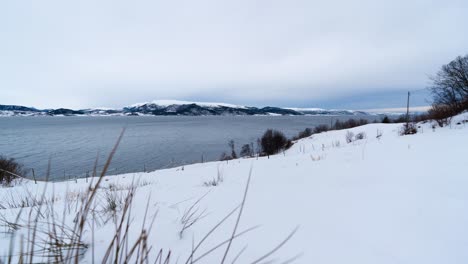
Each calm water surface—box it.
[0,116,377,180]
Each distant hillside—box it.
[0,100,371,116]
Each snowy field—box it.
[1,113,467,263]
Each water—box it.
[0,115,377,180]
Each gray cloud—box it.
[1,0,467,109]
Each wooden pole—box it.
[32,168,37,184]
[406,91,411,126]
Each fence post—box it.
[32,168,37,184]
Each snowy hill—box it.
[287,107,370,116]
[129,100,248,109]
[123,100,301,116]
[0,102,371,117]
[1,113,467,263]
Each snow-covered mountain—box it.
[129,100,248,109]
[123,100,301,116]
[287,107,370,116]
[0,101,370,116]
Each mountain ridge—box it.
[0,101,370,116]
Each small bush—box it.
[355,132,366,140]
[334,119,368,130]
[285,139,293,150]
[428,104,455,127]
[260,129,288,156]
[345,131,354,143]
[240,144,254,157]
[203,167,224,187]
[390,115,407,123]
[219,152,232,161]
[381,116,390,123]
[400,123,418,135]
[0,156,25,186]
[412,113,430,123]
[292,128,313,140]
[103,189,123,214]
[228,140,238,159]
[313,125,329,134]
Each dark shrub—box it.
[355,132,366,140]
[298,128,312,138]
[228,140,237,159]
[260,129,288,156]
[333,120,343,129]
[255,139,262,156]
[461,98,468,111]
[219,152,232,161]
[382,116,390,123]
[292,128,313,140]
[392,115,408,123]
[284,139,293,150]
[240,144,253,157]
[359,119,369,126]
[313,125,329,134]
[428,104,456,127]
[0,156,25,185]
[347,119,357,128]
[412,113,430,123]
[400,123,418,135]
[345,131,354,143]
[334,119,368,130]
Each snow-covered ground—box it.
[1,113,467,263]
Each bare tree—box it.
[430,54,468,112]
[0,156,26,185]
[240,144,253,157]
[228,140,237,159]
[260,129,288,157]
[256,138,262,156]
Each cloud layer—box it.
[1,0,467,109]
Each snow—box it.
[1,113,468,263]
[286,107,326,111]
[129,99,248,109]
[286,107,365,115]
[85,107,117,111]
[365,106,431,115]
[0,111,14,117]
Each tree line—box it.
[428,54,468,126]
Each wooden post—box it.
[32,168,37,184]
[406,91,411,126]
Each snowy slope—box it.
[1,113,467,263]
[130,100,248,109]
[286,107,369,116]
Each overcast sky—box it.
[1,0,467,109]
